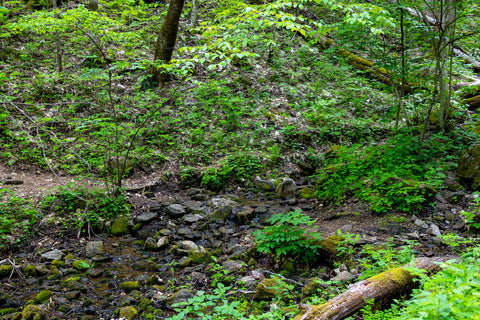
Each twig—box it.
[263,270,303,286]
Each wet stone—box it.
[135,211,158,223]
[177,227,192,236]
[183,213,204,223]
[133,260,157,271]
[86,268,103,278]
[85,241,103,258]
[182,200,203,212]
[254,205,269,214]
[41,249,64,261]
[166,204,186,217]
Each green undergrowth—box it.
[0,188,38,252]
[315,131,470,213]
[40,185,130,235]
[0,184,129,252]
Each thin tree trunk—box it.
[191,0,198,28]
[152,0,185,85]
[53,0,63,73]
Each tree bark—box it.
[152,0,185,85]
[294,256,454,320]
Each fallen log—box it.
[313,35,410,91]
[465,95,480,109]
[453,48,480,73]
[294,256,454,320]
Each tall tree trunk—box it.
[152,0,185,86]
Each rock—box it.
[0,265,13,278]
[280,260,295,275]
[41,249,64,261]
[21,304,44,320]
[135,211,158,223]
[167,289,194,307]
[427,223,442,237]
[234,207,255,224]
[85,241,103,258]
[186,188,202,196]
[405,232,420,239]
[255,278,286,300]
[339,224,353,234]
[188,247,212,264]
[72,260,91,272]
[35,290,52,303]
[444,191,465,203]
[209,197,240,221]
[226,244,245,256]
[110,216,130,235]
[302,278,323,297]
[177,227,192,237]
[183,213,204,223]
[254,205,269,214]
[166,204,186,217]
[120,281,141,291]
[276,178,297,199]
[144,237,160,251]
[414,217,429,229]
[298,186,316,199]
[182,200,204,212]
[222,260,244,273]
[23,264,38,277]
[253,178,276,191]
[118,306,138,320]
[177,240,199,252]
[157,236,169,249]
[86,268,103,278]
[457,144,480,190]
[332,271,356,283]
[133,260,157,271]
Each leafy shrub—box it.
[201,154,263,190]
[358,238,417,279]
[315,133,463,213]
[253,209,322,262]
[396,247,480,320]
[41,185,130,235]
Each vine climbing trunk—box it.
[152,0,185,86]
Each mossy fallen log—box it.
[465,95,480,109]
[294,256,454,320]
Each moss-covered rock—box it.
[280,260,295,276]
[298,186,316,199]
[35,290,52,304]
[110,216,130,236]
[188,247,212,264]
[0,265,13,278]
[166,289,194,307]
[319,235,344,261]
[72,260,90,272]
[120,281,141,291]
[23,265,40,278]
[21,304,44,320]
[302,278,322,297]
[457,144,480,190]
[117,306,138,320]
[255,278,286,300]
[51,259,65,268]
[0,307,17,316]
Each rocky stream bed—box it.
[0,175,476,320]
